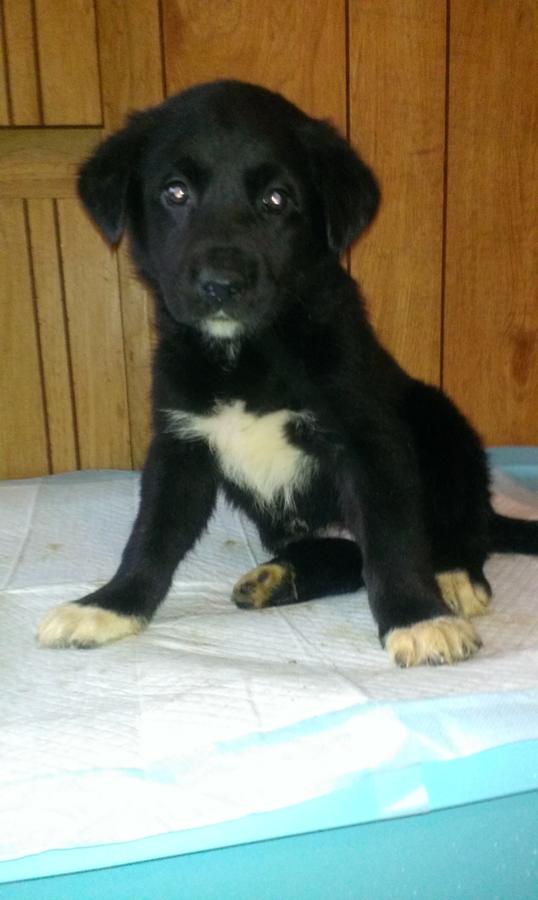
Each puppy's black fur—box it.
[39,80,538,665]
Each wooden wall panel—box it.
[2,0,40,124]
[0,1,536,480]
[162,0,346,124]
[96,0,164,131]
[57,200,132,470]
[0,125,137,477]
[34,0,101,125]
[444,0,538,445]
[0,128,100,198]
[0,13,9,124]
[349,0,447,386]
[95,0,165,466]
[0,201,49,478]
[27,200,78,474]
[0,131,100,479]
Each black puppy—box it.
[37,80,537,666]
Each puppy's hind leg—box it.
[231,537,363,610]
[403,379,493,620]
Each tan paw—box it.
[385,616,482,667]
[436,570,491,618]
[37,603,144,648]
[232,562,297,609]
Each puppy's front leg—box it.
[37,435,217,648]
[340,454,481,667]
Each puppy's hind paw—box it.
[384,616,482,667]
[37,603,144,649]
[232,562,297,609]
[436,570,491,618]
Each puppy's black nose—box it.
[199,275,245,304]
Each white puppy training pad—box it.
[1,469,538,863]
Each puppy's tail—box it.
[490,513,538,555]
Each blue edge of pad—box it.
[2,447,538,898]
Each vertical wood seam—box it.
[53,198,81,469]
[0,0,14,124]
[92,0,105,128]
[23,198,52,473]
[344,0,351,277]
[29,0,44,125]
[158,0,168,98]
[344,0,351,141]
[440,0,451,390]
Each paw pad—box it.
[232,563,297,609]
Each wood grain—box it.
[349,0,447,386]
[95,0,164,464]
[34,0,101,124]
[0,200,49,478]
[0,9,9,124]
[3,0,40,124]
[0,0,535,481]
[57,200,132,470]
[27,199,78,473]
[162,0,346,124]
[95,0,164,131]
[444,0,538,444]
[0,128,101,198]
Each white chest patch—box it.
[166,401,317,509]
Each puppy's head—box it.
[79,81,379,339]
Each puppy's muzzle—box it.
[192,244,258,307]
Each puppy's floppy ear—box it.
[301,119,380,255]
[78,112,148,244]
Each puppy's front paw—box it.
[384,616,482,667]
[232,562,297,609]
[37,603,144,649]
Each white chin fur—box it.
[201,317,243,339]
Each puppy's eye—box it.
[262,188,288,212]
[165,182,189,205]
